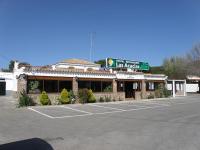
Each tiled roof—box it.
[59,58,98,66]
[24,66,114,75]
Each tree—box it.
[95,59,106,67]
[186,43,200,76]
[1,60,31,72]
[161,43,200,79]
[1,60,15,72]
[150,66,164,74]
[162,56,187,79]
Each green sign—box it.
[106,58,149,71]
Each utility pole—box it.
[89,32,95,62]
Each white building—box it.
[0,59,169,100]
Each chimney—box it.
[14,61,19,71]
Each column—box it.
[198,81,200,93]
[184,80,187,96]
[141,80,146,99]
[72,77,78,95]
[17,75,27,94]
[172,80,175,98]
[112,79,117,93]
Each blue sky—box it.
[0,0,200,68]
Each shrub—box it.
[88,89,96,103]
[147,93,154,99]
[155,84,170,98]
[78,89,97,103]
[69,90,76,104]
[18,90,35,107]
[163,88,171,97]
[28,81,40,94]
[78,89,89,104]
[103,85,112,92]
[40,91,51,105]
[99,97,104,103]
[59,88,70,104]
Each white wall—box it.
[167,83,172,90]
[186,83,199,93]
[0,72,17,91]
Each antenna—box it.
[89,32,95,62]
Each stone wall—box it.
[135,91,142,100]
[29,93,60,105]
[29,92,126,105]
[17,78,27,93]
[94,92,125,101]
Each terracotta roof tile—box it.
[59,58,99,66]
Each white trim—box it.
[28,107,54,119]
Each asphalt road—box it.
[0,95,200,150]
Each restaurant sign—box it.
[106,58,149,71]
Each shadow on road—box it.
[0,138,54,150]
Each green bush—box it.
[99,97,104,103]
[59,89,70,104]
[78,89,89,104]
[147,93,155,99]
[103,85,112,92]
[18,90,35,107]
[69,90,76,103]
[28,81,40,94]
[78,89,96,103]
[155,84,171,98]
[163,88,171,97]
[88,89,96,103]
[40,91,51,105]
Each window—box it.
[44,80,58,93]
[146,82,155,91]
[102,82,112,92]
[78,81,91,89]
[117,81,124,92]
[133,82,141,91]
[91,81,101,92]
[27,79,43,93]
[78,80,112,92]
[59,81,72,92]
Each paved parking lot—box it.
[0,95,200,150]
[28,100,171,119]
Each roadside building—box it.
[0,58,169,101]
[10,58,166,101]
[186,75,200,93]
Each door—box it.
[125,82,134,98]
[0,81,6,95]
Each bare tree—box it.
[186,43,200,76]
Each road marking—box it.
[52,105,168,119]
[132,102,170,107]
[88,103,126,111]
[28,107,54,119]
[53,113,93,119]
[61,106,93,114]
[28,101,171,119]
[172,101,200,105]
